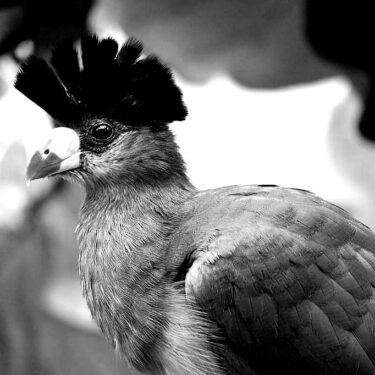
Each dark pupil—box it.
[92,124,112,140]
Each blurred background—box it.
[1,0,375,374]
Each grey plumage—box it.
[16,35,375,375]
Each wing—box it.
[183,186,375,375]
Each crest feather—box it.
[116,38,143,69]
[50,42,81,102]
[14,35,187,126]
[15,58,77,121]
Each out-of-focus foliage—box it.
[95,0,337,87]
[305,1,375,141]
[0,0,93,55]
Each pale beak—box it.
[26,127,81,181]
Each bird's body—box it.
[16,35,375,374]
[77,171,375,375]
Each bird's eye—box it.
[91,123,113,140]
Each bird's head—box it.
[15,35,188,189]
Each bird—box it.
[15,35,375,375]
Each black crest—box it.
[14,35,187,126]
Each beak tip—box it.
[25,127,82,181]
[25,151,43,182]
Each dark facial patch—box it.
[75,118,123,154]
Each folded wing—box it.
[184,186,375,375]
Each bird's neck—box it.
[76,175,200,370]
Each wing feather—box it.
[181,186,375,374]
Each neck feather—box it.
[75,147,223,374]
[76,172,199,369]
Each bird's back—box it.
[170,185,375,375]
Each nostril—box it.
[44,149,50,155]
